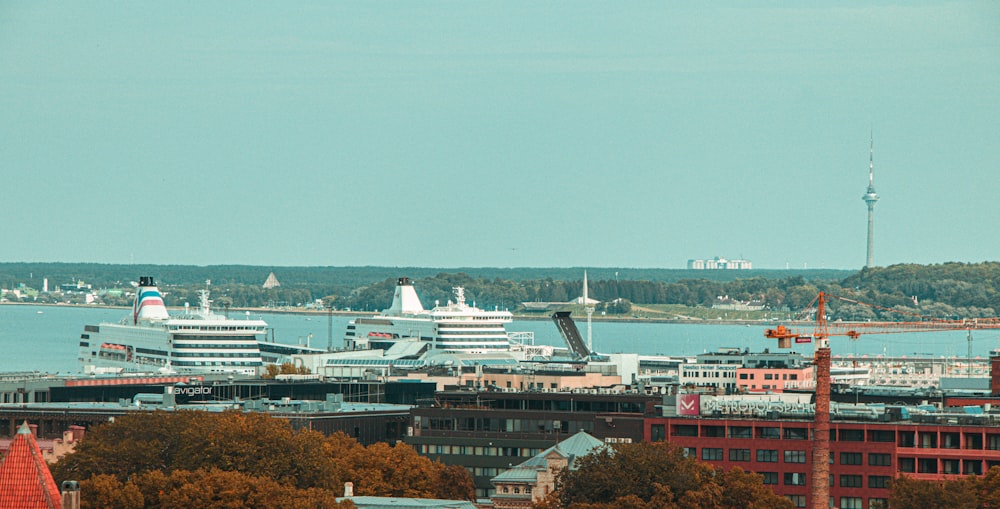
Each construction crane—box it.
[764,292,1000,509]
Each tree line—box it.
[3,262,998,320]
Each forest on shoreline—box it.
[1,262,997,321]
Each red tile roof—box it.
[0,422,62,509]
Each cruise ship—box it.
[78,277,268,375]
[344,277,515,353]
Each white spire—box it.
[869,131,875,188]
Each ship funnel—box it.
[386,277,425,315]
[133,276,170,324]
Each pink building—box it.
[736,366,814,393]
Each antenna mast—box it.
[863,131,880,268]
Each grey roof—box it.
[384,341,430,359]
[334,496,477,509]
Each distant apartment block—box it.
[687,257,752,270]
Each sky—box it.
[1,2,998,270]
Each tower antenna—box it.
[863,131,880,268]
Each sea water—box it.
[0,304,994,374]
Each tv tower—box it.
[862,133,880,268]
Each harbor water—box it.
[1,304,997,374]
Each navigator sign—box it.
[168,386,212,397]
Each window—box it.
[682,447,696,458]
[784,472,806,486]
[757,427,780,439]
[899,431,916,448]
[729,426,752,438]
[839,429,864,442]
[869,429,895,442]
[674,425,698,437]
[702,426,725,437]
[784,427,808,440]
[784,450,807,463]
[919,431,937,448]
[869,498,889,509]
[787,495,806,508]
[840,452,863,465]
[761,472,778,485]
[918,458,938,473]
[739,373,748,380]
[869,476,891,489]
[965,433,984,450]
[651,424,665,442]
[942,432,960,449]
[942,459,960,474]
[840,497,863,509]
[729,448,751,462]
[869,453,891,466]
[702,448,723,461]
[899,457,915,473]
[988,434,1000,450]
[757,449,778,462]
[840,475,862,488]
[966,460,984,475]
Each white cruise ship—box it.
[78,277,268,375]
[344,277,515,353]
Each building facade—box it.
[648,402,1000,508]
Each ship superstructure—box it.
[344,277,515,353]
[79,277,268,375]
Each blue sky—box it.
[2,2,997,269]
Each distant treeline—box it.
[1,262,997,319]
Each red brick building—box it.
[646,413,1000,509]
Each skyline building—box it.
[863,134,880,269]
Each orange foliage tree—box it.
[52,410,474,508]
[548,442,792,509]
[885,467,1000,509]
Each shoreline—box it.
[0,301,808,326]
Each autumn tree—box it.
[322,431,475,501]
[53,411,474,504]
[80,469,355,509]
[550,442,792,509]
[886,469,1000,509]
[53,410,334,490]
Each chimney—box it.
[61,480,81,509]
[69,425,86,442]
[28,423,38,438]
[344,482,354,497]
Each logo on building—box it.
[677,393,701,416]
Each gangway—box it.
[551,311,591,360]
